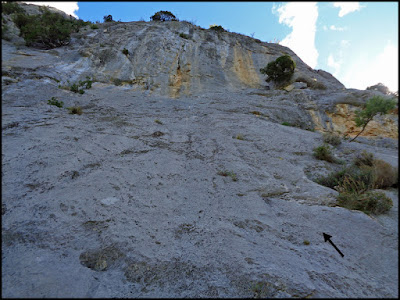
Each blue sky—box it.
[23,2,398,92]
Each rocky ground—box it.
[2,62,398,297]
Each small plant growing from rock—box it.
[281,121,291,126]
[235,134,244,140]
[122,48,129,55]
[70,77,93,94]
[303,240,310,245]
[90,24,99,29]
[313,144,336,163]
[155,119,163,124]
[323,132,342,146]
[67,106,83,115]
[217,170,238,181]
[47,97,63,108]
[350,95,397,142]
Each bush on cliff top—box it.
[260,55,296,85]
[13,6,90,49]
[150,11,177,22]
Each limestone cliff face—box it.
[2,7,397,140]
[58,20,344,97]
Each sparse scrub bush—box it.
[47,96,63,108]
[155,119,163,124]
[323,132,342,146]
[67,106,83,115]
[150,11,177,22]
[281,122,291,126]
[313,144,336,163]
[260,55,296,85]
[316,149,396,215]
[337,191,393,215]
[90,24,99,29]
[373,159,398,189]
[350,95,397,142]
[353,150,374,167]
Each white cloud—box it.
[22,2,79,18]
[341,41,398,92]
[329,25,347,31]
[327,54,341,74]
[272,2,319,68]
[333,2,363,17]
[327,40,350,76]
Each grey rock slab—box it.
[2,79,398,298]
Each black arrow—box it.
[323,233,344,257]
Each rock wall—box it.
[55,20,344,97]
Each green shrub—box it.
[69,77,92,93]
[260,55,296,84]
[313,144,336,163]
[155,119,163,124]
[337,191,393,215]
[209,25,225,32]
[122,48,129,55]
[323,132,342,146]
[67,106,83,115]
[316,165,375,193]
[281,122,291,126]
[150,11,177,22]
[47,96,63,108]
[351,95,397,142]
[103,15,113,22]
[2,2,24,15]
[12,7,88,49]
[90,24,99,29]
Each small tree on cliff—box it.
[260,55,296,86]
[350,95,397,142]
[150,11,177,22]
[103,15,113,22]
